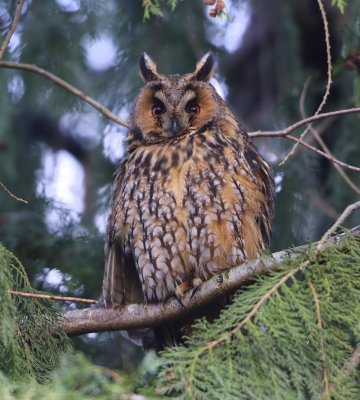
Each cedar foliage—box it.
[0,352,152,400]
[0,243,70,382]
[156,235,360,399]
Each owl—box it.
[102,52,274,349]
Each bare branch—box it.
[280,0,332,164]
[299,78,360,194]
[62,226,360,336]
[318,201,360,248]
[0,0,24,60]
[283,135,360,172]
[0,61,130,129]
[0,181,28,203]
[7,290,97,304]
[249,107,360,138]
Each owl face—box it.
[131,53,219,144]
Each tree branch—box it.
[0,181,28,203]
[248,107,360,138]
[284,134,360,172]
[62,226,360,336]
[299,77,360,194]
[7,290,97,304]
[0,0,24,60]
[280,0,332,165]
[0,61,130,129]
[1,60,359,175]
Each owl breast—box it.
[113,121,273,302]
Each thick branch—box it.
[62,226,360,336]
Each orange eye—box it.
[185,102,201,114]
[151,103,165,116]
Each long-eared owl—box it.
[102,53,274,349]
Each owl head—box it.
[130,52,222,145]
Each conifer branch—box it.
[62,226,360,336]
[206,261,309,349]
[309,282,330,399]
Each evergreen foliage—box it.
[156,235,360,399]
[0,243,70,382]
[331,0,347,14]
[0,352,156,400]
[142,0,180,20]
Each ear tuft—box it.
[139,53,159,82]
[194,52,215,82]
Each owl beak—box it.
[170,118,181,136]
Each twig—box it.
[0,181,28,203]
[0,0,24,60]
[0,61,130,129]
[62,226,360,336]
[280,0,332,165]
[249,108,360,138]
[317,201,360,249]
[309,283,330,400]
[7,289,97,304]
[285,135,360,172]
[309,130,360,194]
[299,77,360,194]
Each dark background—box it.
[0,0,359,370]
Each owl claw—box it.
[174,278,203,304]
[175,281,189,307]
[175,293,186,307]
[190,278,203,299]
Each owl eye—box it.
[151,102,165,116]
[185,101,201,114]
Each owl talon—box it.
[190,278,203,299]
[175,281,190,307]
[174,293,186,307]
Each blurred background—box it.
[0,0,359,371]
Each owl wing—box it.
[102,161,144,307]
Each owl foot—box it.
[174,278,203,305]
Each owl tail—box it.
[152,323,182,350]
[151,296,230,351]
[120,323,180,351]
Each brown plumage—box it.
[102,52,274,349]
